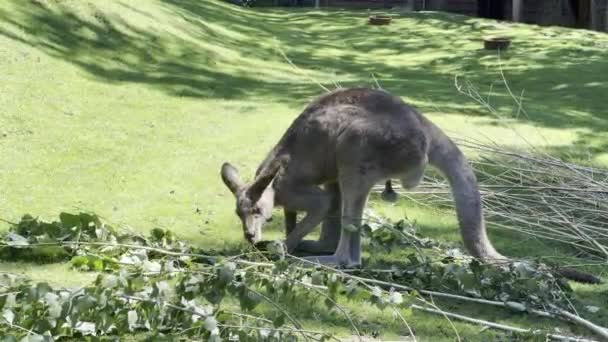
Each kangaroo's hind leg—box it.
[303,173,376,267]
[401,154,427,189]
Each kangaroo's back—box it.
[300,87,418,119]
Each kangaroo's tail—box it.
[422,118,506,261]
[555,267,602,284]
[421,117,603,283]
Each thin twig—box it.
[411,304,597,342]
[551,305,608,340]
[244,287,310,342]
[276,45,329,93]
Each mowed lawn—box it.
[0,0,607,340]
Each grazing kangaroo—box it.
[220,87,505,267]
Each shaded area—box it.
[1,0,608,261]
[0,0,607,137]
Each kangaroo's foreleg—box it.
[276,183,332,253]
[292,182,341,255]
[284,209,297,236]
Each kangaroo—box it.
[220,87,505,267]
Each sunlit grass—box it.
[0,0,607,340]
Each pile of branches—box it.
[378,139,608,262]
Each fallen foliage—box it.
[0,212,605,341]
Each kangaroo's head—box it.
[220,162,275,244]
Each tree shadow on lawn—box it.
[1,0,606,276]
[155,1,608,133]
[0,0,607,136]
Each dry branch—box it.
[411,304,599,342]
[375,141,608,262]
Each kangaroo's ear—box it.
[246,172,275,204]
[246,158,283,203]
[221,162,244,195]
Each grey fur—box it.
[220,88,505,266]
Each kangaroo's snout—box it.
[244,232,256,242]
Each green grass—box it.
[0,0,607,340]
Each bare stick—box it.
[411,304,598,342]
[550,305,608,340]
[276,45,330,93]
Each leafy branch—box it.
[0,212,605,341]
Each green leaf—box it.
[91,258,104,271]
[101,275,118,289]
[324,297,335,310]
[143,260,161,273]
[272,313,286,328]
[38,222,63,239]
[311,271,324,285]
[150,228,165,241]
[273,259,289,273]
[3,293,16,308]
[35,282,52,299]
[371,286,382,298]
[343,224,359,233]
[2,309,14,325]
[5,233,29,247]
[389,291,403,305]
[218,262,236,285]
[514,261,536,278]
[207,333,221,342]
[345,280,360,299]
[327,274,340,298]
[71,255,88,268]
[18,336,47,342]
[74,321,96,336]
[459,273,477,291]
[203,316,218,332]
[129,276,146,292]
[59,212,81,229]
[239,289,262,311]
[127,310,138,331]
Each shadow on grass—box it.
[0,0,606,277]
[0,0,607,135]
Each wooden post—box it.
[427,0,446,10]
[315,0,319,8]
[591,0,608,31]
[512,0,522,22]
[605,0,608,31]
[591,0,597,29]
